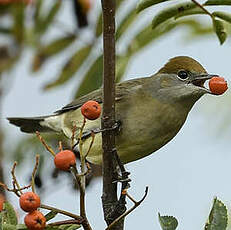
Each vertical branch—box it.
[101,0,125,229]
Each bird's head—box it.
[153,56,219,104]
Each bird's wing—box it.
[55,77,147,114]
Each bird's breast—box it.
[115,96,189,163]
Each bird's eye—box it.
[177,70,189,80]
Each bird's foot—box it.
[99,120,122,134]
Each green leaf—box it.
[137,0,173,13]
[3,202,17,225]
[204,197,228,230]
[45,210,58,221]
[116,6,138,40]
[32,35,76,72]
[34,0,43,31]
[16,224,28,230]
[204,0,231,6]
[11,4,25,43]
[44,45,92,90]
[213,11,231,24]
[3,224,16,230]
[212,18,227,45]
[158,213,178,230]
[36,0,61,34]
[74,55,103,98]
[44,226,59,230]
[116,55,130,82]
[0,27,11,34]
[175,8,206,19]
[0,212,3,229]
[152,1,197,29]
[129,21,177,53]
[95,14,102,37]
[58,224,81,230]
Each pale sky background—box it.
[1,1,231,229]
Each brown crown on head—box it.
[157,56,207,75]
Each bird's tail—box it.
[7,115,58,133]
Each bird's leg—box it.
[112,147,131,184]
[101,120,122,134]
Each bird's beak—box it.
[191,73,218,94]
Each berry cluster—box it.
[19,192,45,230]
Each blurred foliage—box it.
[137,0,231,44]
[0,0,231,191]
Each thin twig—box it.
[11,162,23,195]
[48,219,83,226]
[70,166,92,230]
[0,182,31,197]
[31,155,40,193]
[106,187,149,230]
[40,204,83,220]
[191,0,213,18]
[85,132,95,159]
[77,162,92,177]
[71,124,77,150]
[36,131,56,157]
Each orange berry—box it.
[54,150,76,171]
[0,194,5,211]
[24,210,46,230]
[209,76,228,95]
[19,192,41,212]
[81,100,101,120]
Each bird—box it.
[8,56,220,165]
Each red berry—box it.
[54,150,76,171]
[24,210,46,230]
[209,76,228,95]
[81,100,101,120]
[19,192,41,212]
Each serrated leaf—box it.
[74,55,103,98]
[204,197,228,230]
[204,0,231,6]
[152,1,197,29]
[116,6,138,40]
[158,213,178,230]
[213,11,231,24]
[45,210,58,221]
[32,35,76,72]
[36,0,61,35]
[3,202,17,225]
[137,0,172,13]
[3,224,17,230]
[44,45,92,90]
[212,18,227,45]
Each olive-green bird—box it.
[8,56,222,164]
